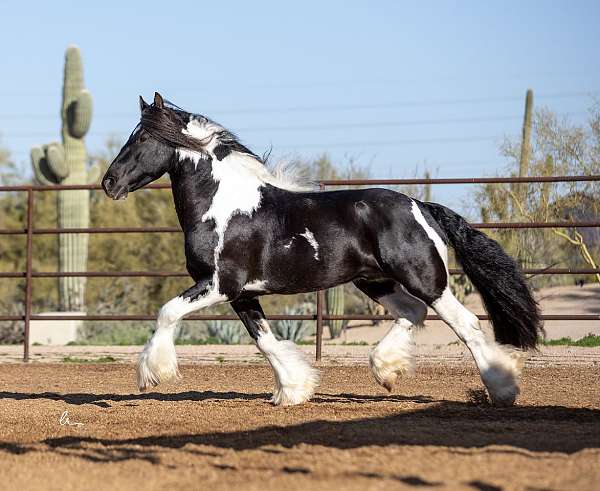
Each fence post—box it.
[316,290,324,361]
[315,181,326,361]
[23,188,34,362]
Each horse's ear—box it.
[154,92,164,109]
[139,95,149,112]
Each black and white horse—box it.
[102,93,542,407]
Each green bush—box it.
[541,333,600,347]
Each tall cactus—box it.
[519,89,534,179]
[326,285,347,339]
[516,89,534,207]
[423,170,432,202]
[30,45,99,311]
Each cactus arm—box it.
[68,89,93,138]
[31,147,54,185]
[45,143,68,179]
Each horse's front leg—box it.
[231,297,320,406]
[137,278,226,391]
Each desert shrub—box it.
[206,320,250,344]
[272,305,314,342]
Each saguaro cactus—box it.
[30,45,99,311]
[515,89,534,209]
[519,89,534,180]
[423,170,432,202]
[326,285,347,339]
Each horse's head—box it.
[102,93,175,200]
[103,92,289,200]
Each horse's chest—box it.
[184,175,265,275]
[183,226,218,277]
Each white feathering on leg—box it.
[137,328,181,391]
[369,319,415,391]
[137,291,226,391]
[432,287,523,406]
[256,326,319,405]
[479,344,525,406]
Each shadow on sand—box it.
[0,390,598,463]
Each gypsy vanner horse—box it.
[102,93,542,407]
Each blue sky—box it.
[1,1,598,212]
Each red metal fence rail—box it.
[1,176,599,362]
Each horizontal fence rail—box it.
[3,221,600,235]
[1,174,599,192]
[1,314,598,322]
[0,175,598,362]
[1,267,599,279]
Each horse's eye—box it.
[139,133,149,142]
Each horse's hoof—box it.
[369,347,413,392]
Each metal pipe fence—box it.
[1,176,599,362]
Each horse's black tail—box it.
[423,201,542,349]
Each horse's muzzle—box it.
[102,176,128,200]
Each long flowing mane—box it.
[140,100,312,191]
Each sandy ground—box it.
[2,344,600,367]
[0,363,598,491]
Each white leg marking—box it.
[256,320,319,406]
[137,289,227,391]
[432,288,522,406]
[370,318,415,391]
[368,285,425,391]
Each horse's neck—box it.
[169,161,218,232]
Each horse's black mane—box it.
[139,100,260,161]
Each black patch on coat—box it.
[213,144,231,161]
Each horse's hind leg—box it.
[431,288,521,406]
[137,278,226,391]
[231,297,319,406]
[354,279,427,391]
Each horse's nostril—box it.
[103,177,115,192]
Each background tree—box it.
[476,101,600,286]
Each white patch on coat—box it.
[283,237,295,248]
[202,152,265,294]
[369,318,415,391]
[255,320,320,406]
[175,148,209,168]
[243,279,268,292]
[432,287,521,406]
[410,200,448,272]
[137,289,227,391]
[181,117,311,191]
[299,228,319,260]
